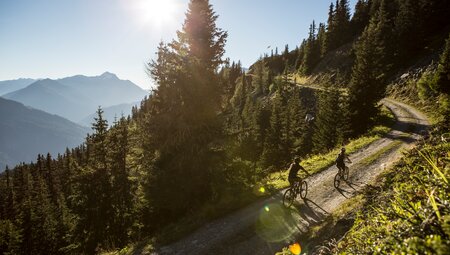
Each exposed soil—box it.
[152,98,429,255]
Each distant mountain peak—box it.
[100,72,118,79]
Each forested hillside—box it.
[0,97,88,171]
[0,0,449,254]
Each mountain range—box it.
[2,72,148,123]
[0,78,36,95]
[0,97,89,170]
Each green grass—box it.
[359,140,403,166]
[333,138,450,254]
[276,129,449,255]
[265,134,382,190]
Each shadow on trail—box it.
[389,120,428,137]
[304,198,329,216]
[335,186,352,198]
[344,180,359,191]
[292,198,328,225]
[384,132,417,144]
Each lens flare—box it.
[255,203,297,242]
[289,242,301,255]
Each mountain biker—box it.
[336,147,352,174]
[288,157,309,187]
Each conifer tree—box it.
[143,0,227,221]
[324,2,336,53]
[351,0,371,36]
[435,35,450,95]
[313,88,344,152]
[324,0,351,52]
[261,90,285,169]
[435,34,450,125]
[317,23,326,56]
[395,0,421,62]
[300,21,321,74]
[348,0,392,135]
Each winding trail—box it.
[153,98,429,255]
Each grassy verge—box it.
[334,136,450,254]
[359,140,403,166]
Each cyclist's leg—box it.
[288,178,295,188]
[336,164,343,173]
[291,177,301,190]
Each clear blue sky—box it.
[0,0,357,89]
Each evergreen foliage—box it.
[141,0,227,223]
[312,87,348,152]
[348,0,394,135]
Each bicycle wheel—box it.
[300,180,308,199]
[343,166,350,181]
[334,173,340,188]
[283,188,296,207]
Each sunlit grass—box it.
[266,130,391,190]
[333,140,450,254]
[276,135,449,255]
[359,140,403,166]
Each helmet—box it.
[341,147,346,152]
[294,156,301,163]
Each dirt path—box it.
[154,99,429,255]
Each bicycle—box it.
[283,179,308,207]
[334,165,349,188]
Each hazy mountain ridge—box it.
[0,78,36,96]
[4,79,94,122]
[2,72,148,122]
[0,97,89,171]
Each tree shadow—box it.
[389,120,429,138]
[291,198,328,225]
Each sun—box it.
[131,0,180,28]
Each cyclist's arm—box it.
[345,155,352,163]
[299,165,310,176]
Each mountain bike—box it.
[334,165,349,188]
[283,179,308,207]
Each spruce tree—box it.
[395,0,421,63]
[324,2,336,53]
[143,0,227,221]
[348,1,391,135]
[351,0,371,36]
[313,88,344,152]
[435,34,450,95]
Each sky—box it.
[0,0,357,90]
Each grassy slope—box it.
[277,130,449,255]
[334,134,450,254]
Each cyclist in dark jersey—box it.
[288,157,310,187]
[336,147,352,173]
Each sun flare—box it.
[131,0,180,28]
